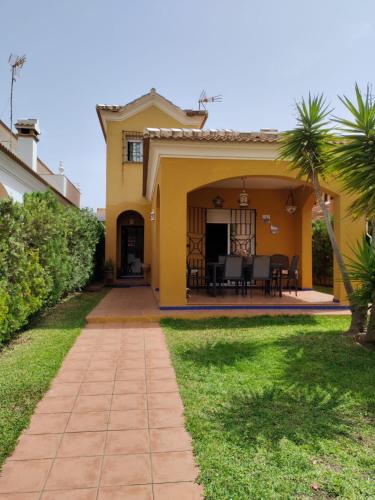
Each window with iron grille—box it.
[123,132,144,163]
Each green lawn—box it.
[162,316,375,499]
[0,290,106,466]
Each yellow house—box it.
[96,88,364,309]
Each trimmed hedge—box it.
[0,192,102,344]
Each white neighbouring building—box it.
[0,119,80,207]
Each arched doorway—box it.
[117,210,144,278]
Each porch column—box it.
[333,195,365,304]
[159,180,187,307]
[296,191,314,289]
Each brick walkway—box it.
[0,323,203,499]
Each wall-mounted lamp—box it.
[212,195,224,208]
[150,209,156,221]
[261,214,271,223]
[270,224,280,235]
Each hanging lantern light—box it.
[239,177,249,207]
[212,195,224,208]
[285,190,297,214]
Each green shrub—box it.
[312,219,333,287]
[0,192,101,344]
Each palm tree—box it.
[347,238,375,343]
[279,94,366,335]
[332,84,375,342]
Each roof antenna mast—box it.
[8,53,26,150]
[198,90,222,110]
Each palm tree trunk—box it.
[362,218,375,343]
[312,174,367,335]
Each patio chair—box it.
[271,254,289,295]
[250,255,272,296]
[282,255,299,296]
[223,255,245,295]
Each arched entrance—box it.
[117,210,144,278]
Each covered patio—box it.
[143,128,364,309]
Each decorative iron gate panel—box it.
[230,209,256,256]
[187,207,256,288]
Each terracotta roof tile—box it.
[143,127,279,143]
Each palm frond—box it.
[332,84,375,218]
[278,94,334,182]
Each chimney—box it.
[15,119,40,171]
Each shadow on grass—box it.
[173,322,375,450]
[215,385,355,449]
[179,340,263,366]
[162,314,321,331]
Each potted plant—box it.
[104,259,114,285]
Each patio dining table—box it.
[206,258,289,298]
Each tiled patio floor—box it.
[86,287,349,324]
[0,323,203,499]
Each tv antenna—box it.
[198,90,222,110]
[8,54,26,150]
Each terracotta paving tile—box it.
[147,379,178,393]
[146,368,176,380]
[47,382,81,398]
[45,456,102,490]
[108,410,148,430]
[62,360,90,371]
[65,353,93,362]
[90,351,118,361]
[66,412,109,432]
[73,395,112,413]
[151,451,199,483]
[55,370,86,383]
[116,369,146,381]
[41,489,97,500]
[116,358,145,370]
[97,344,122,352]
[148,408,185,429]
[0,493,40,500]
[111,394,147,411]
[145,349,170,359]
[150,427,192,452]
[145,357,172,369]
[88,359,117,370]
[79,381,114,396]
[36,396,76,414]
[10,433,61,460]
[120,351,145,360]
[83,370,116,382]
[153,482,204,499]
[113,380,146,394]
[57,431,106,457]
[100,454,151,486]
[0,459,52,493]
[105,429,149,455]
[147,392,183,410]
[98,485,152,500]
[25,413,70,434]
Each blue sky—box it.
[1,0,374,209]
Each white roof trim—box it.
[98,93,204,135]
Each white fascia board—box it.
[0,149,49,199]
[146,140,280,200]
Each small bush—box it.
[0,192,101,344]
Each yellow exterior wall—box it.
[153,157,364,306]
[105,105,199,277]
[103,99,364,307]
